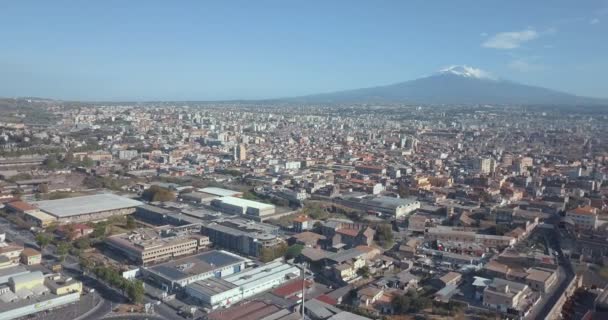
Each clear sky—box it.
[1,0,607,101]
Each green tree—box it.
[357,266,371,278]
[126,216,136,229]
[142,185,176,202]
[93,222,107,238]
[79,256,93,272]
[74,237,91,249]
[260,243,288,262]
[376,224,394,249]
[81,156,95,167]
[126,280,145,304]
[35,233,52,249]
[56,241,70,261]
[43,154,61,170]
[285,244,304,260]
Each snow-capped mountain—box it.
[286,65,607,106]
[438,65,495,80]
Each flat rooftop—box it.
[106,225,205,253]
[148,250,247,281]
[199,187,243,197]
[215,196,275,210]
[34,193,142,218]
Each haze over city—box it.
[0,2,608,320]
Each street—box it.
[524,222,575,320]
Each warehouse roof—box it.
[187,277,237,296]
[199,187,243,197]
[34,194,142,218]
[148,250,246,281]
[223,261,300,288]
[214,196,275,210]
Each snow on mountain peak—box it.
[438,65,496,80]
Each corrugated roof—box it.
[34,193,142,218]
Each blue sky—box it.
[1,0,607,101]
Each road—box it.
[524,220,575,320]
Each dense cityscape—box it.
[0,99,605,320]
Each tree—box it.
[126,216,136,229]
[260,242,288,262]
[142,185,175,202]
[43,154,61,170]
[74,237,91,249]
[285,244,304,260]
[391,290,430,314]
[376,224,394,249]
[357,266,371,278]
[398,181,410,198]
[56,241,70,261]
[302,202,328,220]
[35,233,52,249]
[93,222,107,238]
[81,156,94,167]
[127,280,145,304]
[79,256,93,272]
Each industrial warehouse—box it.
[211,196,276,219]
[185,261,301,310]
[32,193,143,224]
[142,250,248,292]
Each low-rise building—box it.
[106,225,210,265]
[19,248,41,266]
[32,193,142,224]
[566,206,598,230]
[202,218,284,257]
[45,274,82,295]
[9,271,44,292]
[483,278,537,316]
[336,196,420,219]
[185,261,300,309]
[426,226,516,250]
[524,268,557,293]
[143,250,248,292]
[211,196,276,219]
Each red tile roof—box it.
[271,278,313,298]
[336,228,359,237]
[293,215,311,223]
[315,294,338,305]
[571,206,597,215]
[7,200,37,212]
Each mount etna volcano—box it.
[286,66,607,106]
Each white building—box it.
[566,206,598,230]
[211,196,276,218]
[185,261,300,309]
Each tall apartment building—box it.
[234,144,247,161]
[479,158,496,175]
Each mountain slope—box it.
[287,66,608,106]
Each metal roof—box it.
[148,250,246,281]
[215,196,275,210]
[34,193,142,218]
[199,187,243,197]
